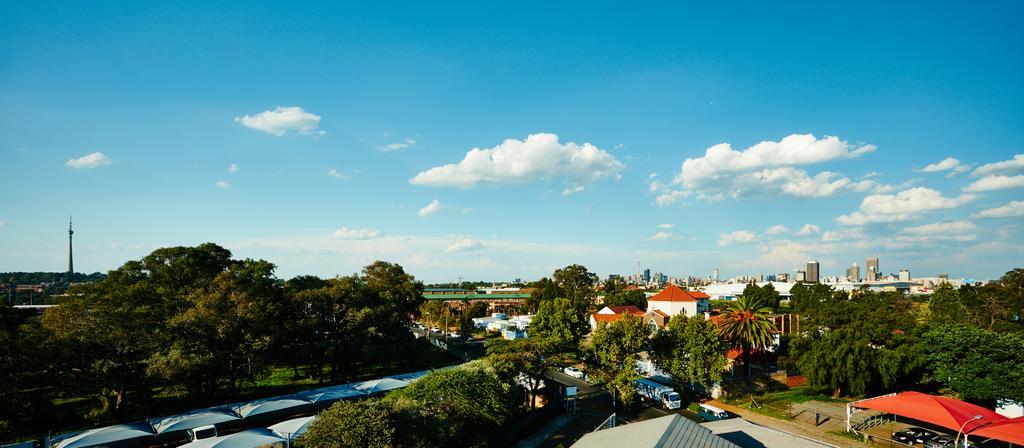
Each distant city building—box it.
[67,216,74,278]
[643,268,651,283]
[847,263,860,282]
[795,270,806,283]
[777,272,789,282]
[713,268,720,282]
[805,261,820,283]
[867,257,879,281]
[899,269,911,282]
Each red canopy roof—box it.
[970,416,1024,445]
[853,392,1006,434]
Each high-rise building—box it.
[777,272,789,282]
[805,261,820,283]
[899,269,910,281]
[847,263,860,282]
[643,268,651,283]
[795,270,806,283]
[67,216,74,278]
[867,257,879,281]
[713,268,720,282]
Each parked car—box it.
[430,327,440,333]
[698,403,732,421]
[893,427,939,446]
[924,435,955,448]
[448,331,461,338]
[563,366,586,379]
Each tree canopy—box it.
[652,315,729,395]
[586,314,647,409]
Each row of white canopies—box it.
[51,369,439,448]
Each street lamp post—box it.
[955,414,983,448]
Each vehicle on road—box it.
[448,331,461,338]
[924,435,955,448]
[430,327,440,333]
[563,366,586,379]
[698,403,733,422]
[634,378,681,410]
[892,427,939,446]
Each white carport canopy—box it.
[268,416,316,440]
[151,407,241,436]
[298,384,366,408]
[233,397,311,420]
[351,378,409,395]
[55,422,155,448]
[177,429,285,448]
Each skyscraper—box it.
[67,216,74,278]
[805,260,820,283]
[867,257,879,281]
[643,268,651,283]
[847,263,860,282]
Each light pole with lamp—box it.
[955,414,983,448]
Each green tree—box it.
[719,295,776,377]
[742,283,780,312]
[602,290,647,310]
[923,324,1024,404]
[486,336,571,409]
[553,264,598,308]
[651,315,728,394]
[362,261,424,317]
[298,399,419,448]
[586,314,647,411]
[928,283,964,324]
[525,277,562,310]
[531,297,589,346]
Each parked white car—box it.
[563,366,586,379]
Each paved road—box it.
[707,400,865,448]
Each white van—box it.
[698,403,731,422]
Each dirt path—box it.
[707,399,867,448]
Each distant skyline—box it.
[2,1,1023,283]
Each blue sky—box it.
[2,1,1023,282]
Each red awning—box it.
[969,416,1024,445]
[853,392,1006,434]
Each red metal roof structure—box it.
[969,416,1024,445]
[649,285,710,302]
[849,392,1014,444]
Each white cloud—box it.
[229,163,239,174]
[234,106,323,137]
[65,152,111,169]
[718,230,758,247]
[836,187,977,226]
[562,185,585,195]
[795,223,821,236]
[918,157,970,176]
[447,237,484,253]
[409,133,624,192]
[418,199,442,217]
[376,138,417,151]
[822,228,865,242]
[655,190,691,207]
[903,220,976,235]
[327,168,349,179]
[215,180,230,189]
[964,174,1024,192]
[647,231,680,241]
[658,223,675,229]
[332,226,383,240]
[973,154,1024,177]
[764,225,789,235]
[973,200,1024,218]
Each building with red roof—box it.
[646,284,711,318]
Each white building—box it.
[646,285,710,317]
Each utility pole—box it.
[67,215,74,281]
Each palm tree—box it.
[720,294,777,377]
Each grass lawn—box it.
[722,386,851,421]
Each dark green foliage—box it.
[742,283,781,312]
[586,314,647,407]
[651,315,728,394]
[602,290,647,310]
[923,324,1024,404]
[531,297,589,346]
[300,362,512,448]
[486,336,571,409]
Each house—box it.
[589,305,645,329]
[647,285,710,318]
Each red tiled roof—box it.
[592,313,629,323]
[607,305,644,315]
[648,284,709,302]
[652,309,670,318]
